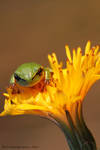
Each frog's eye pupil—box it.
[14,73,26,82]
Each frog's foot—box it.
[8,84,21,95]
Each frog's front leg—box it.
[44,67,53,84]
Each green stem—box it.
[49,115,81,150]
[48,101,97,150]
[78,101,97,150]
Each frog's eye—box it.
[36,67,44,76]
[32,67,43,80]
[14,73,26,82]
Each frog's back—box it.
[15,62,41,76]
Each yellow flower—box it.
[0,41,100,124]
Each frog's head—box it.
[11,62,44,87]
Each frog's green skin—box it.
[10,62,52,87]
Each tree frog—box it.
[10,62,52,87]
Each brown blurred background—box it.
[0,0,100,150]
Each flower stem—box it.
[49,101,97,150]
[64,101,97,150]
[77,101,97,150]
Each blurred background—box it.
[0,0,100,150]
